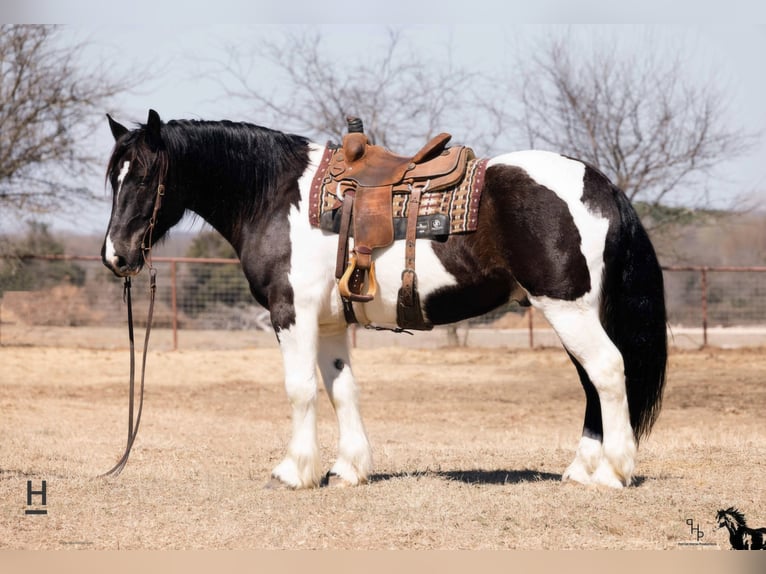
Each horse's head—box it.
[102,109,183,277]
[716,507,744,531]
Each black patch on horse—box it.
[424,164,591,325]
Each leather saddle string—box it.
[100,183,163,478]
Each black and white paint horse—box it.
[717,508,766,550]
[102,110,667,489]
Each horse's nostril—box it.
[103,247,131,276]
[114,255,128,270]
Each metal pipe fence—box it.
[1,255,765,349]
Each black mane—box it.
[107,118,311,234]
[719,507,747,526]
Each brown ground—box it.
[1,342,764,550]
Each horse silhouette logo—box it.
[716,507,766,550]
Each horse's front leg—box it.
[317,329,372,486]
[268,312,323,489]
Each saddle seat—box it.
[337,130,456,188]
[325,117,475,330]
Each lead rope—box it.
[100,183,163,478]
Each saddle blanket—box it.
[309,145,489,240]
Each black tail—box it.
[600,188,667,443]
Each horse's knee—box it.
[284,370,318,404]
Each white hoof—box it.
[326,458,369,487]
[270,456,322,489]
[323,472,363,488]
[264,476,295,490]
[591,459,628,488]
[562,460,593,485]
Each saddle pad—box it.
[320,211,451,241]
[309,145,489,236]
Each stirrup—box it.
[338,253,378,303]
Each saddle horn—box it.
[346,116,364,133]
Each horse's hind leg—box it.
[317,329,372,486]
[562,352,604,485]
[532,297,636,488]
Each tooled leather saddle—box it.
[309,117,488,330]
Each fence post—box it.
[171,260,178,351]
[700,267,708,347]
[528,307,534,349]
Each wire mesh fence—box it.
[1,255,765,349]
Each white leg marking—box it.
[269,144,353,488]
[271,317,322,489]
[318,330,372,486]
[533,297,635,488]
[562,436,602,485]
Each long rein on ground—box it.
[99,182,165,478]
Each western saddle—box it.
[322,117,475,330]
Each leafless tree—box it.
[209,29,486,153]
[0,25,138,220]
[210,29,488,345]
[501,32,756,213]
[211,28,756,217]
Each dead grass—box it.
[1,344,764,549]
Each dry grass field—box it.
[1,339,765,551]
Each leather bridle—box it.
[100,181,165,477]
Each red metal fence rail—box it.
[662,265,766,347]
[1,255,766,349]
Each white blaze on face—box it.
[116,160,131,198]
[104,235,117,264]
[105,160,131,266]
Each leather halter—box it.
[100,181,164,477]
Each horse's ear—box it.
[107,114,128,141]
[146,109,163,147]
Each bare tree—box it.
[210,29,487,345]
[210,29,485,153]
[0,25,138,219]
[499,32,756,213]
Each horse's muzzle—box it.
[104,256,143,278]
[102,238,143,278]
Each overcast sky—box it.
[2,3,765,235]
